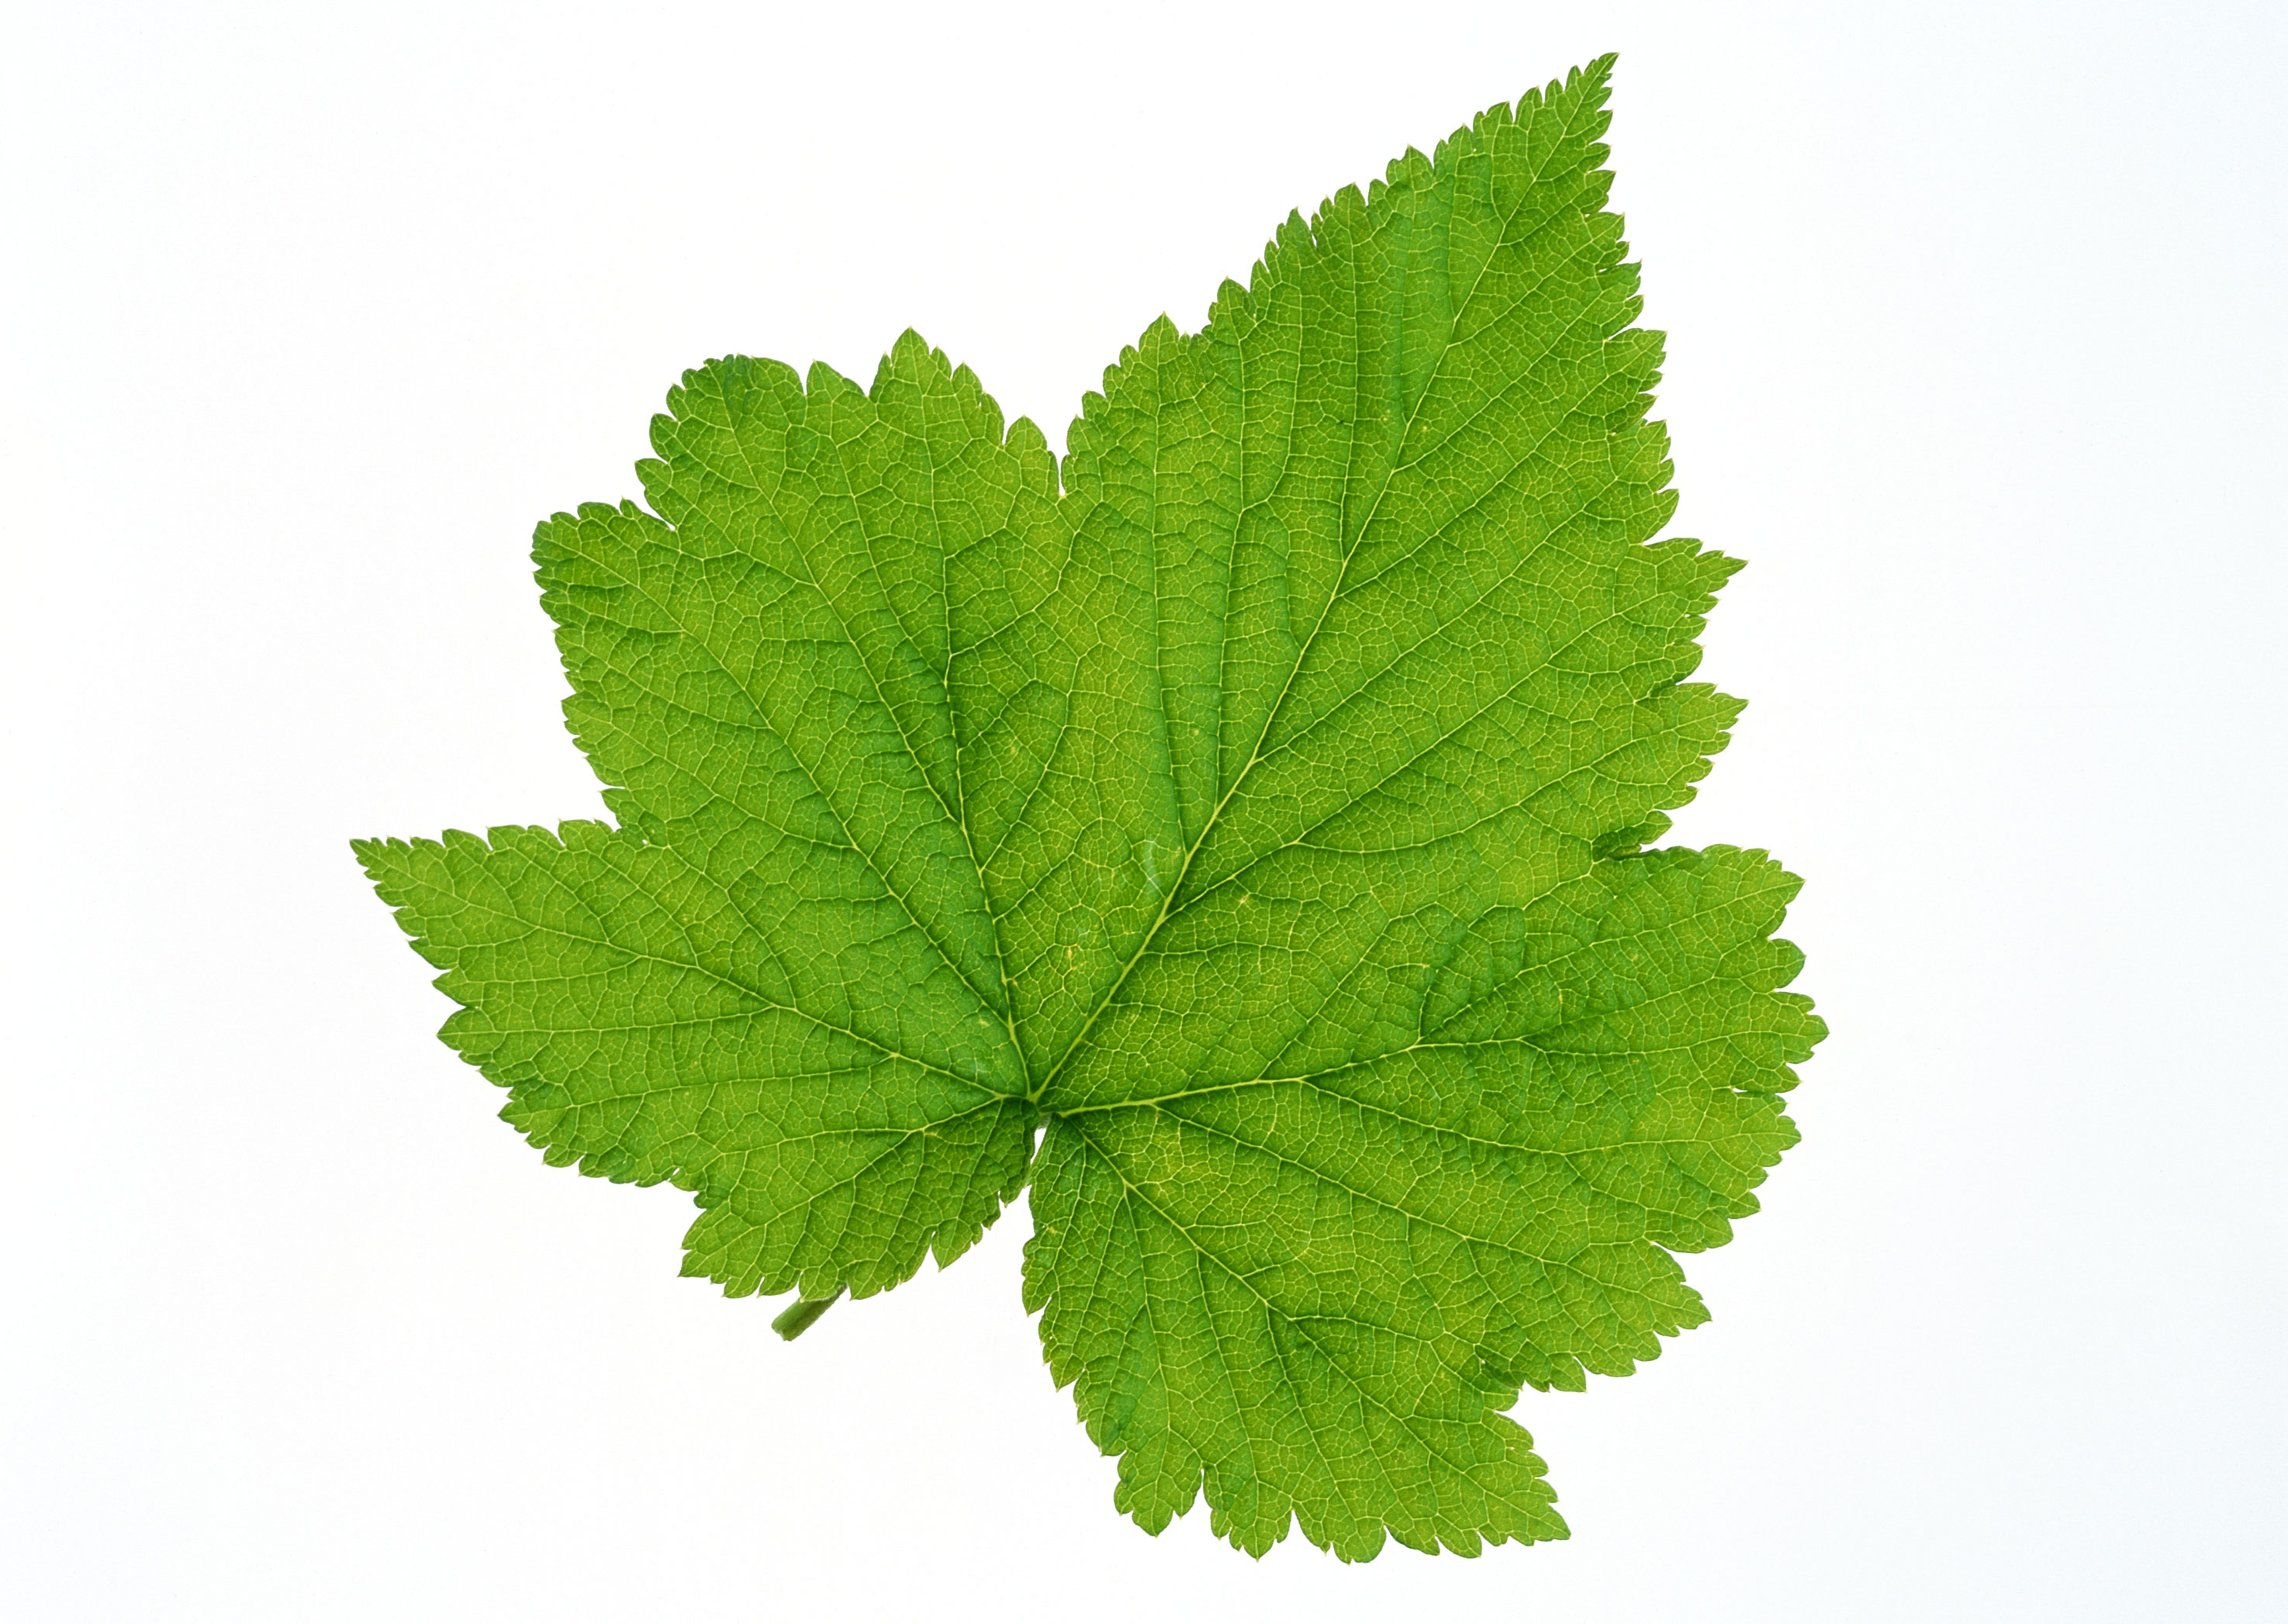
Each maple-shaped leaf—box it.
[355,55,1823,1560]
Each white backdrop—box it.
[4,3,2283,1619]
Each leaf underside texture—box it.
[356,55,1824,1561]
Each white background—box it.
[4,2,2283,1619]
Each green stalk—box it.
[770,1289,843,1340]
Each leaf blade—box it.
[355,50,1826,1562]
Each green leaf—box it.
[355,54,1824,1560]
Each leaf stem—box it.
[770,1288,844,1340]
